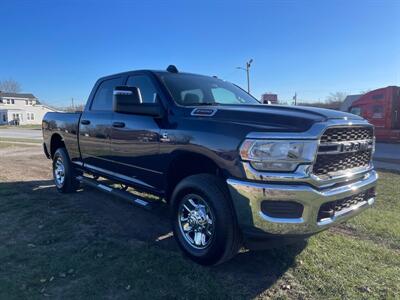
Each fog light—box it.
[261,201,304,219]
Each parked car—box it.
[42,66,378,265]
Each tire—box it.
[171,174,242,265]
[52,148,80,193]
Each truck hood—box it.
[189,104,363,132]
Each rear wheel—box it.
[171,174,241,265]
[52,148,80,193]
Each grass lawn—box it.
[0,137,42,144]
[0,171,399,299]
[0,142,39,149]
[0,124,42,130]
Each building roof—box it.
[340,94,363,112]
[0,92,36,99]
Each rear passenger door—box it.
[79,76,124,172]
[109,74,163,191]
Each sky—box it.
[0,0,399,107]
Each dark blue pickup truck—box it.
[42,66,378,265]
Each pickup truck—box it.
[42,66,378,265]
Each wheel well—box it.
[50,134,65,158]
[166,152,224,201]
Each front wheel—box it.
[52,148,80,193]
[171,174,241,265]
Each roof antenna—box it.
[167,65,179,73]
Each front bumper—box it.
[227,170,378,237]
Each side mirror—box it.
[113,86,164,118]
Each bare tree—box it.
[359,89,371,95]
[0,79,22,93]
[326,91,347,103]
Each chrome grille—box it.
[318,188,375,222]
[320,127,373,143]
[313,126,374,177]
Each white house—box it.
[0,92,57,125]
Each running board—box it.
[76,175,162,211]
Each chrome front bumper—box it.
[227,170,378,236]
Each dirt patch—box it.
[0,144,51,182]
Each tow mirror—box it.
[113,86,164,118]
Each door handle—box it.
[81,119,90,125]
[112,121,125,128]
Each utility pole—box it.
[237,59,253,93]
[71,97,74,109]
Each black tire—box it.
[171,174,242,265]
[52,148,80,193]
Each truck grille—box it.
[313,151,372,176]
[317,188,375,222]
[313,126,374,177]
[320,127,373,143]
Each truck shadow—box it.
[0,179,306,298]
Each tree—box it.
[359,89,371,95]
[0,79,21,93]
[326,91,347,103]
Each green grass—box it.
[0,142,39,149]
[0,182,227,299]
[0,137,42,144]
[341,171,400,248]
[0,124,42,129]
[0,171,399,299]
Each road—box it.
[0,128,399,171]
[374,142,400,171]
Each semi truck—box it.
[349,86,400,142]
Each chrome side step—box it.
[76,175,162,211]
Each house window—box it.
[2,114,6,122]
[6,99,10,104]
[29,100,33,105]
[11,99,15,104]
[28,113,35,120]
[27,113,30,120]
[25,100,29,105]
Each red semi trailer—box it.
[349,86,400,142]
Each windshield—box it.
[158,73,260,106]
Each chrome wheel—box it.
[54,157,65,188]
[178,195,215,250]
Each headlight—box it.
[240,139,318,171]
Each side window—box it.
[126,75,158,103]
[211,87,237,104]
[91,77,123,111]
[350,107,361,116]
[372,105,384,119]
